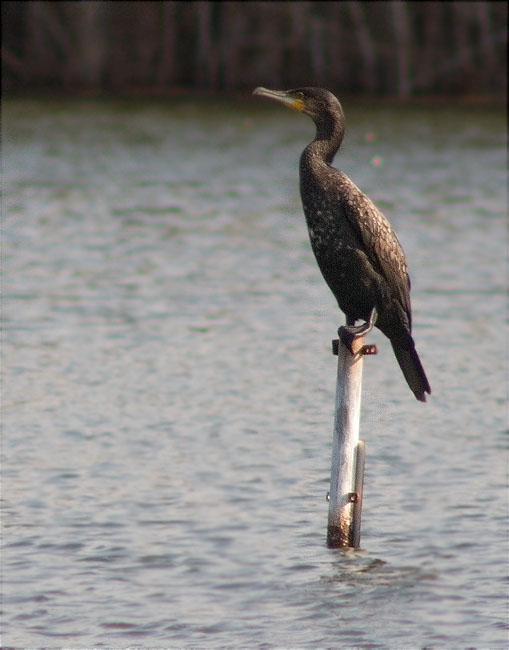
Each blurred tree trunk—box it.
[476,2,496,83]
[419,1,442,93]
[107,2,142,88]
[132,2,160,86]
[218,2,245,89]
[391,1,411,98]
[62,2,106,87]
[257,3,284,88]
[309,17,325,84]
[196,1,217,89]
[451,1,477,92]
[157,1,177,87]
[286,2,311,86]
[25,2,73,84]
[348,1,376,93]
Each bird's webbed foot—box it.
[338,307,378,354]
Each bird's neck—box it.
[302,118,344,169]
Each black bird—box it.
[253,86,430,401]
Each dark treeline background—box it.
[2,1,507,98]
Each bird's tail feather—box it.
[391,337,431,402]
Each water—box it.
[2,96,507,647]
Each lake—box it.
[2,95,507,647]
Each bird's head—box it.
[253,86,343,124]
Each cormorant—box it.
[253,86,430,402]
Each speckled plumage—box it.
[254,86,430,401]
[300,151,411,338]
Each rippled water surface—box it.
[2,96,507,647]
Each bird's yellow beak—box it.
[253,87,304,112]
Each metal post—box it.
[351,440,366,548]
[327,337,375,548]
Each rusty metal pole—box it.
[327,336,376,548]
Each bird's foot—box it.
[338,307,378,354]
[337,326,359,354]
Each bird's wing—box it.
[339,174,412,323]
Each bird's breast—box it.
[301,188,357,255]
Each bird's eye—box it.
[294,91,304,100]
